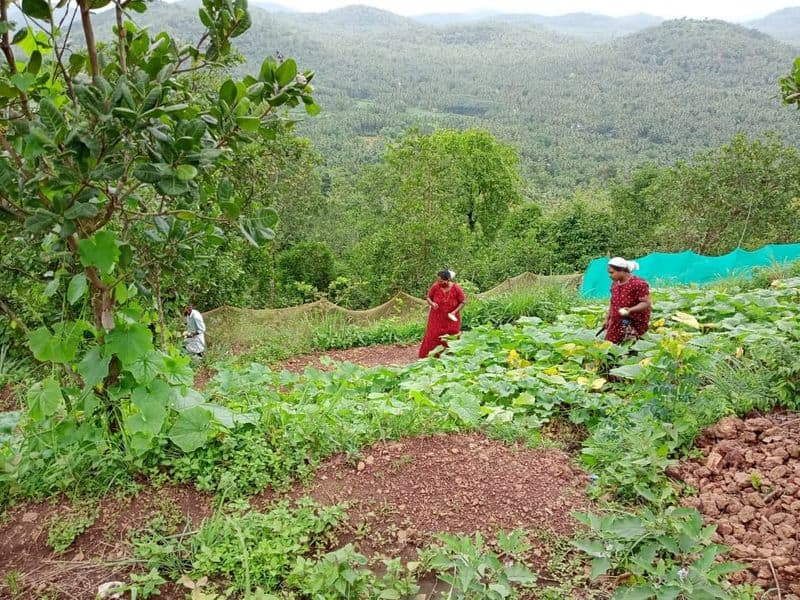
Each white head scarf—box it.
[447,270,456,280]
[608,257,639,272]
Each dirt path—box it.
[0,432,591,598]
[0,485,213,599]
[263,432,591,574]
[278,343,419,373]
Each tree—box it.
[643,134,800,254]
[0,0,319,461]
[341,128,523,298]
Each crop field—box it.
[1,276,799,599]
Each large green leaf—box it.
[235,115,260,132]
[590,557,612,579]
[28,323,82,363]
[77,347,110,388]
[219,78,238,105]
[275,58,297,87]
[127,380,170,436]
[77,230,120,275]
[128,350,166,384]
[38,97,65,134]
[168,406,214,452]
[134,162,170,183]
[608,515,647,539]
[27,377,63,420]
[157,170,191,196]
[105,323,153,366]
[67,273,88,304]
[21,0,51,20]
[609,363,643,379]
[64,202,100,220]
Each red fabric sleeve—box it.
[427,285,436,301]
[635,279,650,302]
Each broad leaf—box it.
[27,377,63,420]
[28,323,82,363]
[590,557,612,579]
[128,350,166,384]
[21,0,51,20]
[609,363,643,379]
[105,323,153,366]
[168,406,214,452]
[78,347,110,388]
[67,273,87,304]
[78,230,120,275]
[275,58,297,86]
[219,78,237,105]
[127,380,170,436]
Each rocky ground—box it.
[672,412,800,594]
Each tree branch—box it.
[0,0,31,116]
[114,1,127,75]
[0,296,30,334]
[77,0,100,83]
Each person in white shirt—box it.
[183,305,206,358]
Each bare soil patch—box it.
[672,412,800,593]
[0,484,212,599]
[278,432,590,572]
[279,343,419,373]
[0,383,18,412]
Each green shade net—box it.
[580,244,800,299]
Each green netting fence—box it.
[203,272,582,349]
[580,244,800,299]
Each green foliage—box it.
[311,318,424,351]
[461,286,578,328]
[780,56,800,108]
[0,0,320,495]
[188,499,345,593]
[288,545,420,599]
[341,128,523,298]
[574,507,744,599]
[98,6,799,192]
[278,241,336,292]
[420,530,536,599]
[46,502,100,553]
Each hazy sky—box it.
[284,1,794,21]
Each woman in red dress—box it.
[418,270,467,358]
[603,257,652,343]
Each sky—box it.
[280,1,796,21]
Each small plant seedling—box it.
[5,571,23,599]
[750,471,762,490]
[46,502,100,553]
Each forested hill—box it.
[103,3,800,190]
[414,11,665,39]
[746,7,800,44]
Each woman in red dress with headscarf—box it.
[603,257,652,343]
[419,270,466,358]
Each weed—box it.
[420,530,536,599]
[749,471,762,491]
[4,571,23,599]
[574,506,744,598]
[188,498,346,593]
[288,544,420,599]
[122,568,168,599]
[46,501,99,553]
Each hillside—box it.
[102,3,800,190]
[747,7,800,44]
[414,11,664,38]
